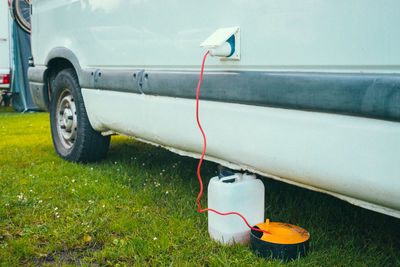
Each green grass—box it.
[0,109,399,266]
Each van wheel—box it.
[49,68,110,162]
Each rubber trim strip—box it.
[81,69,400,122]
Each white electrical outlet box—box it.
[200,26,240,60]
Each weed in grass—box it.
[0,110,399,266]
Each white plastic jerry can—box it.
[207,172,265,245]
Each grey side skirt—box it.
[82,69,400,122]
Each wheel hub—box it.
[56,89,77,149]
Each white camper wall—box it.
[31,0,400,73]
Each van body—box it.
[28,0,400,219]
[0,0,10,89]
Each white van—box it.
[28,0,400,219]
[0,0,10,89]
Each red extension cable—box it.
[195,51,271,236]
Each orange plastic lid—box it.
[255,219,310,245]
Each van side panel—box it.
[31,0,400,72]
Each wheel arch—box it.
[44,47,89,106]
[46,57,76,104]
[45,47,83,76]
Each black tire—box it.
[11,0,31,34]
[49,68,110,162]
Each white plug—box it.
[209,42,233,57]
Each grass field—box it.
[0,109,399,266]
